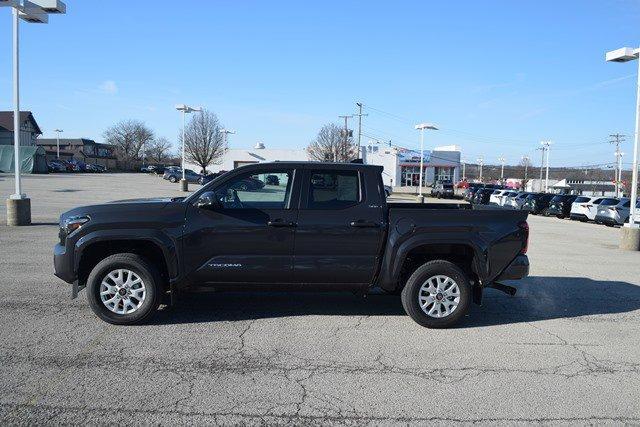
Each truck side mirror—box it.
[195,191,221,210]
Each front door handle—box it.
[267,219,297,227]
[350,220,379,228]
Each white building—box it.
[185,142,309,173]
[363,144,462,187]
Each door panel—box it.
[182,169,298,284]
[293,169,384,284]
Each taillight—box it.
[518,221,529,255]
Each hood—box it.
[59,197,184,223]
[107,197,183,204]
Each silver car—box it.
[595,198,640,226]
[507,192,532,209]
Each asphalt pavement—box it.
[1,173,639,425]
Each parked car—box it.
[593,198,624,224]
[595,198,640,226]
[472,188,495,205]
[522,193,554,215]
[489,189,511,206]
[198,171,227,185]
[431,182,454,199]
[265,174,280,186]
[47,160,67,173]
[502,191,523,209]
[570,197,617,222]
[546,194,578,219]
[85,164,105,173]
[141,164,165,174]
[569,196,596,221]
[54,161,530,328]
[163,168,201,183]
[463,183,484,201]
[67,158,86,172]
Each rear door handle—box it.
[267,219,297,227]
[350,220,379,228]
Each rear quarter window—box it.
[599,199,619,206]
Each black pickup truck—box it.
[54,162,529,328]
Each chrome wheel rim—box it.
[418,275,460,318]
[100,269,146,315]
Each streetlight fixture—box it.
[606,45,640,250]
[54,128,63,158]
[2,0,66,226]
[414,123,438,200]
[220,128,235,148]
[175,104,202,192]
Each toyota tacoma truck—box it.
[54,162,529,328]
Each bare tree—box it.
[307,123,356,162]
[518,156,533,189]
[103,120,154,170]
[178,110,226,174]
[147,137,173,164]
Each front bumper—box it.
[546,206,563,216]
[495,255,529,281]
[54,243,76,284]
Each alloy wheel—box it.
[418,275,460,318]
[99,269,146,315]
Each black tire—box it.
[401,260,471,328]
[169,175,178,183]
[86,253,162,325]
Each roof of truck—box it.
[239,161,384,171]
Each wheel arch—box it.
[75,232,178,289]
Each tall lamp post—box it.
[175,104,202,192]
[220,129,236,148]
[414,123,438,201]
[606,46,640,250]
[2,0,66,226]
[54,128,63,158]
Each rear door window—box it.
[306,170,361,209]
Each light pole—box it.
[175,104,202,191]
[522,155,530,189]
[461,158,466,181]
[54,128,63,158]
[414,123,438,199]
[498,155,506,182]
[541,141,552,192]
[477,157,484,182]
[606,46,640,250]
[2,0,66,226]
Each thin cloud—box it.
[98,80,118,95]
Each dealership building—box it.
[362,144,462,187]
[189,142,461,188]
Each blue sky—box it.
[1,0,639,167]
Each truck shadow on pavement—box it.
[149,276,640,327]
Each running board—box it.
[488,282,517,296]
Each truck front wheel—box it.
[86,253,162,325]
[401,260,471,328]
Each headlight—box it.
[63,215,90,234]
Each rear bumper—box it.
[570,213,587,221]
[595,214,618,225]
[495,255,529,281]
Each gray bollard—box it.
[180,179,188,192]
[620,225,640,251]
[6,197,31,226]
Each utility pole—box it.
[609,133,626,197]
[461,159,466,181]
[354,102,367,159]
[498,155,506,182]
[537,146,545,192]
[338,114,353,162]
[477,157,484,182]
[541,141,552,192]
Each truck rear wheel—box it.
[401,260,471,328]
[86,253,162,325]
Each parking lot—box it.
[1,173,640,424]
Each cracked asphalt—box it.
[1,173,640,425]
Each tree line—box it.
[102,112,360,173]
[102,109,227,173]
